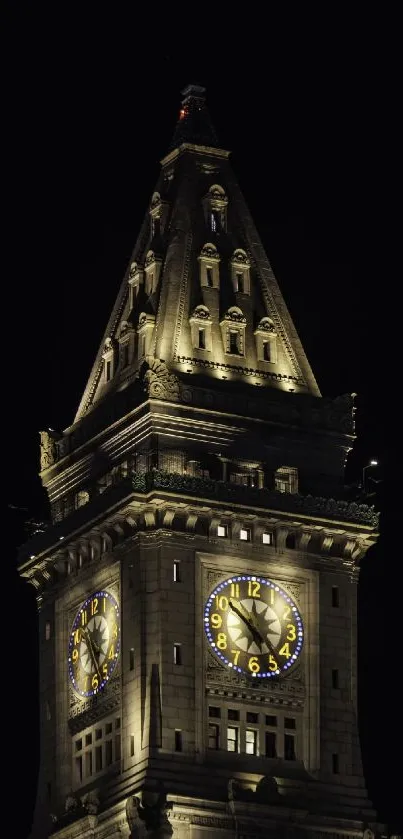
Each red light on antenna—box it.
[179,109,186,120]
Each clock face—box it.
[68,590,121,698]
[204,575,303,678]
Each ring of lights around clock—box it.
[204,575,303,678]
[68,590,121,698]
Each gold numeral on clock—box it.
[72,648,78,662]
[286,624,296,641]
[81,610,87,627]
[279,642,291,658]
[102,663,108,678]
[91,598,98,616]
[211,613,222,628]
[283,606,290,620]
[248,580,260,597]
[215,595,228,611]
[73,629,80,645]
[111,623,118,639]
[248,656,260,672]
[217,633,227,650]
[231,649,240,665]
[92,674,99,690]
[108,644,115,660]
[230,583,240,598]
[268,654,278,671]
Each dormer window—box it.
[189,305,212,352]
[149,191,169,236]
[128,262,144,309]
[220,307,247,358]
[198,243,220,289]
[117,321,135,370]
[231,250,251,295]
[274,466,299,495]
[102,338,115,383]
[137,312,155,359]
[203,185,228,233]
[255,317,277,364]
[144,251,162,296]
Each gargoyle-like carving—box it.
[222,306,247,324]
[199,242,219,260]
[81,790,100,815]
[256,316,276,332]
[190,304,211,320]
[40,430,58,470]
[141,356,180,401]
[126,791,173,838]
[231,248,250,266]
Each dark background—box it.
[5,13,394,838]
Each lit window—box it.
[240,528,250,541]
[274,466,298,494]
[173,643,182,665]
[245,729,257,755]
[175,730,182,752]
[208,723,220,750]
[173,560,181,582]
[227,726,239,752]
[262,532,273,545]
[210,212,218,232]
[217,524,227,537]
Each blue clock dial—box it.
[68,590,120,697]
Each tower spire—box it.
[168,83,220,151]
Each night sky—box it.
[5,18,394,837]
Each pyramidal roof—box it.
[74,85,320,425]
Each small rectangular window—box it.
[105,723,113,735]
[46,701,51,721]
[75,738,82,752]
[262,532,273,545]
[175,730,183,752]
[246,712,259,724]
[229,330,239,354]
[265,731,277,757]
[263,341,271,361]
[101,537,108,553]
[45,621,51,641]
[332,753,339,774]
[122,343,129,367]
[208,723,220,749]
[95,728,102,740]
[85,733,92,746]
[85,751,93,778]
[239,528,250,541]
[115,718,121,730]
[227,726,239,752]
[75,755,83,784]
[173,560,181,582]
[284,733,296,760]
[332,669,339,689]
[198,328,206,349]
[332,585,340,607]
[265,715,277,726]
[245,729,257,755]
[236,272,244,293]
[209,706,221,718]
[130,735,135,757]
[106,359,112,381]
[95,745,102,772]
[173,643,182,665]
[141,335,146,356]
[228,709,240,721]
[115,734,121,761]
[206,266,213,286]
[217,524,227,537]
[129,648,135,671]
[284,717,296,730]
[105,740,113,766]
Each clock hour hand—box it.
[229,598,264,645]
[82,628,102,679]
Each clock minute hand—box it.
[82,629,102,680]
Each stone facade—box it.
[18,86,385,839]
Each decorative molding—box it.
[140,356,180,400]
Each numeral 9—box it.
[211,613,222,628]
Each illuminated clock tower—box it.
[18,85,384,839]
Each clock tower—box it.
[18,85,384,839]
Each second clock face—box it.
[68,590,121,698]
[204,575,303,678]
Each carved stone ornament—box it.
[129,262,138,280]
[145,250,160,268]
[208,184,226,199]
[222,306,247,324]
[199,242,220,260]
[190,304,212,321]
[231,248,250,266]
[118,320,133,339]
[141,356,180,401]
[150,191,161,209]
[256,316,276,332]
[126,791,173,838]
[40,430,58,470]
